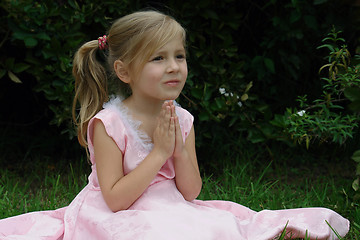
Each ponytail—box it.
[72,40,108,148]
[72,10,186,149]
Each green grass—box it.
[0,157,89,217]
[198,160,359,239]
[0,153,359,239]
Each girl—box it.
[0,10,349,240]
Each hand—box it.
[168,101,186,160]
[152,102,176,160]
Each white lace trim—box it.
[103,96,154,153]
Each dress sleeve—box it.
[175,106,194,141]
[87,108,127,165]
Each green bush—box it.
[271,28,360,201]
[1,0,132,138]
[1,0,359,164]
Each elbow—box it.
[107,202,129,213]
[103,193,132,212]
[183,180,202,202]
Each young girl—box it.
[0,10,349,240]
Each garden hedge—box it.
[1,0,359,165]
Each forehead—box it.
[153,37,185,53]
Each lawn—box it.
[0,147,359,239]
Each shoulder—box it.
[90,108,125,135]
[87,97,128,161]
[90,96,127,133]
[175,104,194,138]
[175,104,194,123]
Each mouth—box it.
[164,80,181,87]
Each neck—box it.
[123,95,165,118]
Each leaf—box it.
[247,130,266,143]
[351,150,360,163]
[24,38,38,47]
[357,164,360,176]
[13,63,30,73]
[245,81,253,93]
[190,88,203,100]
[12,31,32,41]
[0,69,6,78]
[60,61,66,72]
[264,58,275,73]
[306,136,310,149]
[348,100,360,112]
[353,178,359,192]
[198,111,210,121]
[317,44,335,52]
[203,84,213,101]
[270,114,286,128]
[228,116,238,127]
[344,87,360,102]
[8,71,22,83]
[215,98,226,110]
[36,32,51,41]
[203,9,218,20]
[241,94,248,101]
[259,124,274,138]
[52,80,64,87]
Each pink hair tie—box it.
[98,35,108,50]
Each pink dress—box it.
[0,97,350,240]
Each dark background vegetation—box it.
[1,0,359,174]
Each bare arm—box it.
[170,103,202,201]
[173,125,202,201]
[94,104,176,212]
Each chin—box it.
[162,92,181,101]
[168,95,181,101]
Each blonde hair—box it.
[72,10,186,148]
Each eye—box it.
[176,54,186,60]
[151,56,164,61]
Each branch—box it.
[180,92,198,107]
[303,98,348,112]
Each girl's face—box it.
[129,36,187,103]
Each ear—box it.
[114,60,130,83]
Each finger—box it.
[159,105,165,122]
[169,116,175,135]
[160,106,170,131]
[158,105,168,130]
[171,105,176,117]
[163,101,169,109]
[174,116,182,139]
[174,116,180,130]
[165,106,171,120]
[160,101,168,116]
[164,100,171,108]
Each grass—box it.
[0,157,89,217]
[198,160,359,239]
[0,150,359,239]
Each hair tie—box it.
[98,35,108,50]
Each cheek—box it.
[183,64,188,78]
[139,66,161,84]
[148,69,164,83]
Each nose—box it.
[167,58,180,73]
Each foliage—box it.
[271,28,360,201]
[1,0,131,137]
[1,0,359,163]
